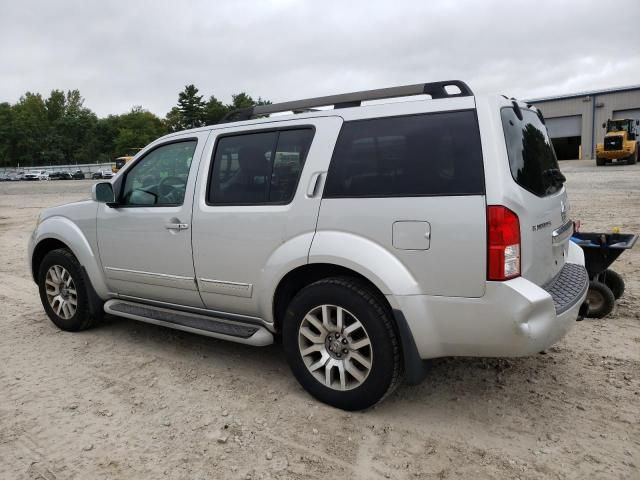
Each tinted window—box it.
[324,111,484,198]
[121,141,196,206]
[501,108,561,197]
[208,128,314,204]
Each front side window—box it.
[121,140,197,206]
[323,111,484,198]
[208,128,314,205]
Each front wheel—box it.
[628,149,638,165]
[38,248,102,331]
[596,157,605,166]
[282,277,402,410]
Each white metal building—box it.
[527,85,640,160]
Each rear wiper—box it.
[543,168,566,185]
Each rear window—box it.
[323,111,484,198]
[501,107,561,197]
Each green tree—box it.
[112,106,166,157]
[177,84,205,129]
[204,95,228,125]
[229,92,271,110]
[165,106,184,133]
[11,92,48,166]
[0,102,15,167]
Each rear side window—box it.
[323,111,484,198]
[501,108,561,197]
[208,128,314,205]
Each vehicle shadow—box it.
[99,314,574,417]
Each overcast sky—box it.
[2,0,639,117]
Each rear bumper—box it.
[393,247,588,360]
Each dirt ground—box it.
[1,161,638,480]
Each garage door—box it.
[613,109,640,125]
[545,115,582,138]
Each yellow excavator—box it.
[595,119,639,166]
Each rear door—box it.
[191,117,343,317]
[314,108,487,298]
[499,105,570,286]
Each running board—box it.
[104,299,273,346]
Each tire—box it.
[282,277,402,410]
[628,149,638,165]
[586,281,615,319]
[600,269,624,300]
[596,157,605,166]
[37,248,102,331]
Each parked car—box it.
[92,170,114,180]
[28,80,589,410]
[0,173,9,182]
[50,171,73,180]
[24,170,49,181]
[72,170,85,180]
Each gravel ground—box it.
[0,161,638,480]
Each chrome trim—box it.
[115,294,266,326]
[552,220,573,245]
[105,266,193,281]
[198,278,253,298]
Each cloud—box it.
[2,0,639,116]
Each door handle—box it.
[165,222,189,231]
[307,172,324,197]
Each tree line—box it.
[0,85,270,168]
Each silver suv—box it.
[29,81,589,410]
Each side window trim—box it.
[115,137,199,208]
[205,125,316,207]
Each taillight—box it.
[487,206,521,281]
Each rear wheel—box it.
[586,281,615,318]
[600,269,624,299]
[37,248,102,331]
[282,277,402,410]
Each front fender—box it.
[30,216,110,298]
[308,231,420,296]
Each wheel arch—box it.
[272,262,427,385]
[31,216,110,298]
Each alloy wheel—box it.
[298,304,373,391]
[45,265,78,320]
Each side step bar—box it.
[104,299,273,346]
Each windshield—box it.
[607,120,629,132]
[501,107,562,197]
[115,158,127,169]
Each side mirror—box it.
[602,122,606,129]
[92,182,115,205]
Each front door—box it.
[97,132,208,307]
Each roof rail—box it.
[218,80,473,123]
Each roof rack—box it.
[218,80,473,123]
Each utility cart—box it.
[571,232,638,318]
